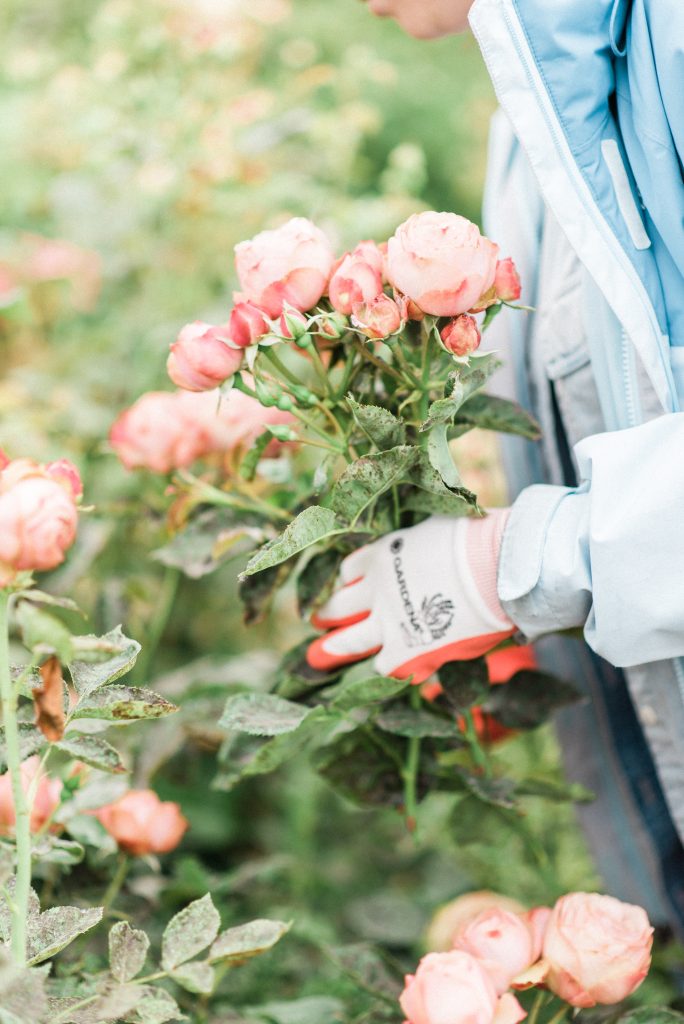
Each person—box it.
[309,0,684,933]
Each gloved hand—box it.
[307,511,515,684]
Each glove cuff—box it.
[465,508,512,625]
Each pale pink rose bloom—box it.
[23,235,102,311]
[227,302,270,348]
[96,789,188,856]
[494,259,522,303]
[0,756,63,835]
[543,893,653,1007]
[427,892,527,953]
[329,243,385,315]
[183,388,293,453]
[441,315,481,357]
[387,212,498,317]
[351,294,405,339]
[454,908,541,995]
[234,217,335,318]
[400,951,526,1024]
[0,476,79,583]
[168,321,244,392]
[522,907,551,961]
[45,459,83,500]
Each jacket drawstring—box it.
[610,0,631,58]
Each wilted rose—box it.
[96,789,188,855]
[494,259,521,303]
[351,294,404,339]
[328,242,384,315]
[454,907,545,995]
[387,212,498,317]
[227,301,269,348]
[167,321,244,391]
[441,315,481,357]
[0,756,62,834]
[0,475,79,585]
[543,893,653,1007]
[234,217,335,318]
[400,951,526,1024]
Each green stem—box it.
[289,407,342,448]
[394,343,422,389]
[462,708,491,779]
[264,349,320,394]
[526,990,551,1024]
[545,1004,570,1024]
[133,566,180,686]
[352,338,405,385]
[0,591,31,966]
[402,687,422,834]
[102,852,129,916]
[178,473,293,523]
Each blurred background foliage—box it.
[4,2,674,1020]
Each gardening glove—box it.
[306,511,515,684]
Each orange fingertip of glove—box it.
[306,633,382,672]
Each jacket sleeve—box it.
[497,412,684,667]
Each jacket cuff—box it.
[497,484,592,639]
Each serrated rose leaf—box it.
[109,920,149,982]
[240,507,340,579]
[161,893,220,971]
[26,905,103,964]
[69,626,141,696]
[71,685,178,722]
[208,918,290,964]
[329,675,410,711]
[136,989,185,1024]
[375,707,462,739]
[0,722,44,772]
[219,694,311,736]
[330,446,420,525]
[55,733,127,773]
[427,424,462,489]
[170,960,215,994]
[31,835,85,866]
[347,398,406,451]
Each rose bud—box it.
[400,951,526,1024]
[0,756,62,834]
[387,212,498,318]
[167,321,243,392]
[454,907,546,995]
[543,893,653,1007]
[235,217,335,318]
[351,294,404,339]
[328,244,384,316]
[494,258,522,303]
[441,314,481,357]
[227,302,269,348]
[45,459,83,500]
[318,310,349,339]
[96,789,188,856]
[0,476,79,585]
[278,308,309,340]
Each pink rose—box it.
[228,302,270,348]
[454,908,544,994]
[0,476,79,584]
[168,321,244,392]
[494,259,521,303]
[427,892,527,953]
[387,212,498,317]
[190,387,293,453]
[441,315,481,357]
[351,294,405,339]
[543,893,653,1007]
[0,756,62,835]
[401,951,526,1024]
[328,242,385,315]
[234,217,335,318]
[96,789,188,856]
[45,459,83,500]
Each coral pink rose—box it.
[168,321,244,392]
[235,217,335,318]
[328,242,384,316]
[45,459,83,500]
[441,315,481,357]
[96,789,188,855]
[454,907,546,995]
[351,294,404,339]
[0,476,79,584]
[0,757,62,834]
[401,951,526,1024]
[387,212,498,318]
[494,259,521,303]
[543,893,653,1007]
[227,302,269,348]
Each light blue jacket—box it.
[468,0,684,920]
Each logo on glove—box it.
[391,540,454,647]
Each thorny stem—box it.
[0,590,31,966]
[402,686,422,835]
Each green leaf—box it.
[274,640,342,700]
[421,392,465,431]
[240,432,273,483]
[153,510,263,579]
[17,590,83,614]
[617,1011,684,1024]
[454,393,541,440]
[55,734,127,773]
[15,602,73,662]
[402,490,474,517]
[413,450,479,508]
[375,706,462,739]
[248,997,345,1024]
[170,961,215,995]
[219,693,312,737]
[239,560,295,626]
[31,835,85,866]
[0,950,48,1024]
[64,814,118,857]
[330,446,419,525]
[26,905,103,965]
[427,424,462,489]
[347,398,406,451]
[69,626,141,697]
[71,685,178,722]
[296,549,344,620]
[458,771,518,810]
[438,658,490,713]
[481,670,582,730]
[0,723,44,772]
[329,675,410,712]
[109,920,149,983]
[208,918,290,964]
[515,776,595,803]
[136,989,185,1024]
[161,893,221,971]
[330,943,402,1001]
[240,507,340,579]
[313,730,406,809]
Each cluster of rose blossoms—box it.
[164,211,522,395]
[402,892,653,1024]
[0,451,83,588]
[0,757,188,857]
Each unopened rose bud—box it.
[351,294,404,339]
[228,302,269,348]
[440,314,481,357]
[278,309,309,341]
[318,310,348,339]
[494,258,522,303]
[167,321,243,392]
[254,377,283,408]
